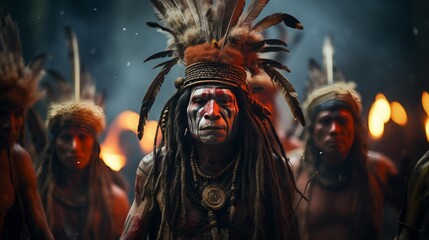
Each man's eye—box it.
[218,98,231,105]
[193,98,204,104]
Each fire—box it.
[368,94,391,139]
[426,118,429,143]
[424,92,429,143]
[423,91,429,116]
[100,110,161,171]
[390,101,407,126]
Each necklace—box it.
[187,149,241,240]
[190,156,237,180]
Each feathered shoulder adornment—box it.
[137,0,306,139]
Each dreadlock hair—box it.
[37,134,116,240]
[143,83,299,240]
[299,83,379,239]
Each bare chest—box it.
[0,158,16,217]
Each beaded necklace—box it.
[187,148,241,240]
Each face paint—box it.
[187,85,239,145]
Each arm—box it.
[110,184,131,239]
[397,151,429,240]
[13,144,54,240]
[120,153,156,240]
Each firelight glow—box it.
[100,110,160,171]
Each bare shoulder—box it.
[287,147,304,174]
[111,183,130,205]
[11,144,33,164]
[413,150,429,176]
[137,152,155,177]
[409,150,429,186]
[367,150,398,178]
[137,148,166,177]
[11,144,37,184]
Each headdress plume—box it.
[138,0,306,139]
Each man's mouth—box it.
[201,126,224,130]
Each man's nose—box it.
[71,135,80,150]
[203,100,221,120]
[329,121,341,135]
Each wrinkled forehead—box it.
[191,84,235,97]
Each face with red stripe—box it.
[187,85,239,145]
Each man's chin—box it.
[199,136,227,145]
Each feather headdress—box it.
[138,0,305,139]
[0,13,46,109]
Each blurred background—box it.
[3,0,429,201]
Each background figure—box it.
[0,13,53,239]
[37,101,129,239]
[293,82,398,240]
[396,150,429,239]
[248,73,304,154]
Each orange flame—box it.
[368,94,391,139]
[423,91,429,116]
[426,118,429,143]
[100,111,161,171]
[390,101,407,126]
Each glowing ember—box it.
[390,101,407,126]
[368,106,385,139]
[373,93,391,123]
[423,91,429,116]
[100,110,161,171]
[425,118,429,143]
[368,93,391,138]
[100,147,126,172]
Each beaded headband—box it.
[183,62,249,92]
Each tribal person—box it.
[293,82,397,240]
[121,0,306,239]
[37,101,130,239]
[396,150,429,240]
[0,13,53,239]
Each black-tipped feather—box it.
[259,46,290,53]
[153,57,179,69]
[137,58,178,139]
[261,64,305,126]
[147,22,178,36]
[259,58,291,72]
[252,13,303,32]
[144,50,174,63]
[263,39,287,46]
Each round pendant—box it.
[201,184,226,210]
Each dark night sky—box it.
[3,0,429,179]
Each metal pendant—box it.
[201,184,226,210]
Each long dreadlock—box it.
[141,85,299,240]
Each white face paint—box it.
[187,85,239,145]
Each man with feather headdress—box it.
[0,13,53,239]
[121,0,304,239]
